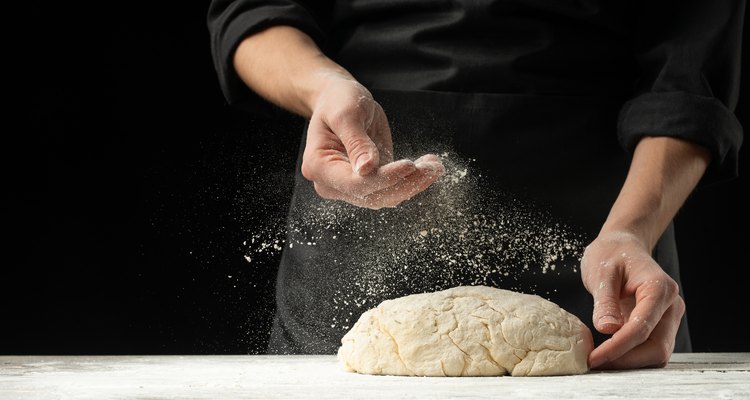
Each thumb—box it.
[333,114,380,176]
[591,279,624,335]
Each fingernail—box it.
[414,155,428,164]
[418,161,445,175]
[398,162,417,177]
[598,315,619,327]
[354,153,371,174]
[415,160,432,170]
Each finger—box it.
[319,161,445,209]
[309,158,418,198]
[589,279,679,369]
[327,106,381,175]
[360,161,445,209]
[585,260,625,335]
[313,161,444,209]
[414,154,442,164]
[368,107,394,165]
[592,296,684,370]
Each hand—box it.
[301,75,444,209]
[580,231,685,369]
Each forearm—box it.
[600,136,711,249]
[233,25,353,118]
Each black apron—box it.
[267,89,692,354]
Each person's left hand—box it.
[580,231,685,369]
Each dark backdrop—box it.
[4,2,748,355]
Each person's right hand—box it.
[301,74,445,209]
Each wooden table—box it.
[1,353,748,399]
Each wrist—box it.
[300,67,361,116]
[598,136,710,252]
[233,25,358,118]
[596,223,654,252]
[599,195,664,251]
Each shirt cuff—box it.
[214,4,326,105]
[618,91,743,184]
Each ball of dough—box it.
[337,285,593,376]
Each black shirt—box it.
[209,0,743,178]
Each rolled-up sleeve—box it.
[618,0,745,183]
[207,0,329,104]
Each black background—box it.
[4,2,748,355]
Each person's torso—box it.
[318,0,638,96]
[269,0,688,354]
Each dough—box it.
[337,285,593,376]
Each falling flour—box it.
[243,150,586,336]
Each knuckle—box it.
[664,278,680,298]
[301,152,323,182]
[653,277,680,304]
[343,135,373,155]
[301,161,315,181]
[653,340,673,366]
[634,320,653,342]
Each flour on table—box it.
[337,285,593,377]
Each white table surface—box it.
[1,353,748,399]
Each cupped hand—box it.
[580,231,685,370]
[301,75,444,209]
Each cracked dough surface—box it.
[337,285,593,376]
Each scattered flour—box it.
[242,151,585,333]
